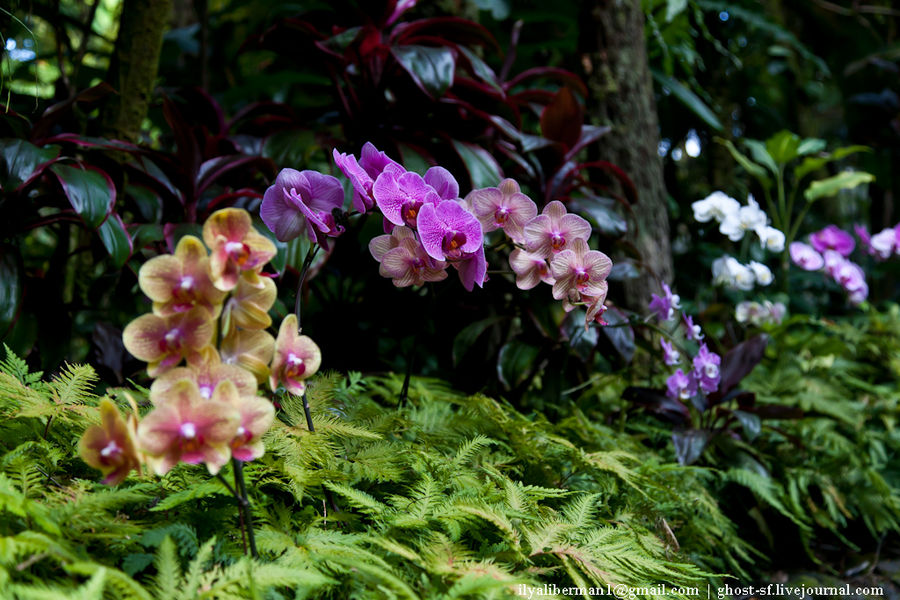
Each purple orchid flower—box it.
[660,338,680,366]
[666,369,697,401]
[261,168,345,246]
[417,200,484,261]
[523,200,591,258]
[809,225,855,257]
[373,165,441,229]
[648,282,680,321]
[333,143,402,213]
[683,314,703,341]
[468,179,538,244]
[789,242,825,271]
[692,344,721,394]
[423,166,460,201]
[453,245,488,291]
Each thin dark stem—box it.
[294,245,320,331]
[217,471,247,555]
[301,391,316,433]
[233,459,258,559]
[399,286,434,404]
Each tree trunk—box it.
[581,0,673,305]
[100,0,172,142]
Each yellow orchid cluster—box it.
[79,208,322,483]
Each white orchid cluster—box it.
[692,191,783,290]
[735,300,786,327]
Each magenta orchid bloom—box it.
[468,179,538,244]
[523,200,591,258]
[370,227,448,287]
[789,242,825,271]
[333,142,402,213]
[424,166,460,201]
[417,200,483,262]
[683,314,703,341]
[270,315,322,395]
[451,245,488,291]
[138,235,225,318]
[549,238,612,301]
[373,165,441,229]
[261,168,345,247]
[648,282,680,322]
[203,208,277,291]
[666,369,697,401]
[137,379,240,475]
[122,307,214,377]
[809,225,855,257]
[692,344,721,393]
[508,249,553,290]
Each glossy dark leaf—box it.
[622,386,691,425]
[561,309,599,362]
[452,140,502,189]
[457,46,503,94]
[652,70,723,131]
[505,67,588,97]
[391,45,456,98]
[453,316,505,366]
[568,195,627,237]
[31,82,115,141]
[564,125,611,161]
[599,307,634,363]
[98,213,133,267]
[540,87,583,149]
[672,429,709,465]
[708,335,768,401]
[0,248,22,337]
[0,139,60,190]
[733,410,762,442]
[314,26,362,58]
[50,164,116,229]
[497,339,540,390]
[392,17,499,51]
[608,260,640,281]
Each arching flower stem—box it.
[399,284,435,405]
[295,244,321,331]
[232,458,259,559]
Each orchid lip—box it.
[180,422,197,439]
[100,440,120,459]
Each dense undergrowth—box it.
[2,305,900,599]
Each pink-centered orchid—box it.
[227,393,275,462]
[417,200,484,262]
[138,235,225,318]
[549,238,612,302]
[270,314,322,395]
[468,179,537,244]
[453,245,488,291]
[789,242,825,271]
[261,168,345,247]
[122,307,214,377]
[508,249,553,290]
[202,208,276,291]
[78,398,141,485]
[809,225,855,257]
[375,230,448,287]
[523,200,591,258]
[150,355,258,405]
[373,165,441,229]
[137,379,240,475]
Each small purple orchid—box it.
[683,314,703,341]
[468,179,538,244]
[378,233,448,287]
[666,369,697,401]
[523,200,591,258]
[417,200,484,262]
[660,338,680,366]
[508,249,553,290]
[648,282,680,322]
[692,344,721,394]
[373,165,441,229]
[452,245,488,291]
[261,168,345,246]
[809,225,855,257]
[548,238,612,302]
[333,142,402,213]
[789,242,825,271]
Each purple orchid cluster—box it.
[647,283,722,403]
[856,222,900,261]
[789,224,867,305]
[261,142,613,326]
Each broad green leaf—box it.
[796,137,827,156]
[765,130,801,164]
[497,339,540,390]
[391,45,456,98]
[743,139,778,175]
[452,140,502,189]
[453,316,505,366]
[716,137,771,188]
[50,164,116,229]
[0,139,59,190]
[665,0,688,21]
[652,71,722,131]
[804,171,874,202]
[794,145,870,181]
[97,214,133,267]
[0,249,22,337]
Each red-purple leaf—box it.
[391,44,456,98]
[504,67,588,97]
[708,335,769,402]
[1,139,60,191]
[391,17,499,51]
[50,163,116,229]
[564,125,612,161]
[452,139,503,189]
[540,87,583,150]
[97,212,133,267]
